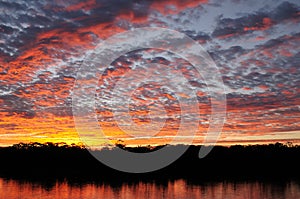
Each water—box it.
[0,177,299,199]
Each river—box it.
[1,177,299,199]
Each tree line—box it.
[0,142,299,181]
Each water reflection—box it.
[0,177,299,199]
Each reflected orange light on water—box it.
[0,178,299,199]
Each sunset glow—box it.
[0,0,300,147]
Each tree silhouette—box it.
[0,142,299,180]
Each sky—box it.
[0,0,300,147]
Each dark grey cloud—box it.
[0,94,35,118]
[212,1,300,38]
[182,30,211,42]
[209,46,247,61]
[270,1,300,21]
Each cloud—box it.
[0,94,35,118]
[0,0,299,146]
[212,1,300,39]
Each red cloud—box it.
[65,0,97,12]
[243,17,273,32]
[151,0,208,15]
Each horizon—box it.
[1,137,300,148]
[0,132,300,147]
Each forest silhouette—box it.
[0,142,299,181]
